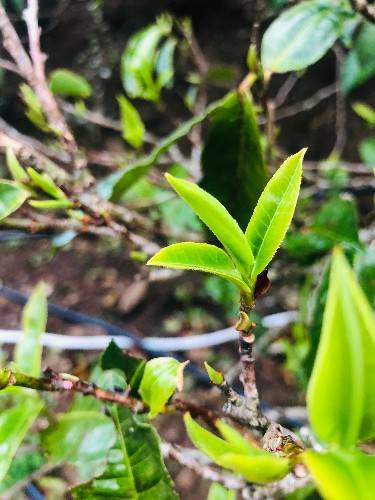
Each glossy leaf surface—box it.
[72,407,177,499]
[304,449,375,500]
[117,95,145,149]
[49,69,92,98]
[147,243,251,293]
[246,150,305,279]
[0,180,29,221]
[307,249,375,446]
[15,282,47,377]
[201,91,268,229]
[261,0,348,73]
[166,174,254,277]
[140,357,184,418]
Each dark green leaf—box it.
[15,282,47,377]
[72,407,178,499]
[201,91,268,230]
[49,69,92,99]
[261,0,349,73]
[307,249,375,446]
[147,242,251,293]
[0,180,29,221]
[341,22,375,93]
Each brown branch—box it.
[349,0,375,23]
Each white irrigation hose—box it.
[0,311,297,352]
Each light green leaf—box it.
[49,69,92,99]
[117,95,145,149]
[207,483,236,500]
[246,150,305,279]
[204,361,224,385]
[165,174,254,278]
[72,407,178,499]
[155,37,177,89]
[19,84,52,134]
[29,199,73,210]
[352,102,375,126]
[15,282,47,377]
[201,91,268,230]
[0,180,29,221]
[147,243,251,293]
[121,15,173,102]
[261,0,349,73]
[97,96,227,200]
[184,414,290,484]
[27,167,67,200]
[42,411,116,465]
[0,397,43,481]
[359,137,375,168]
[307,249,375,446]
[341,22,375,93]
[140,357,185,418]
[304,449,375,500]
[5,148,28,182]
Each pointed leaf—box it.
[117,95,145,149]
[201,91,268,230]
[147,243,251,293]
[245,150,305,279]
[72,407,178,499]
[14,282,47,377]
[204,361,224,385]
[304,450,375,500]
[49,69,92,99]
[6,148,28,182]
[165,175,253,277]
[140,357,185,418]
[307,249,375,446]
[215,420,261,456]
[0,180,29,221]
[27,167,67,200]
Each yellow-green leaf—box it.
[307,249,375,447]
[27,167,67,200]
[147,242,251,293]
[304,449,375,500]
[165,174,254,278]
[49,69,92,99]
[15,282,47,377]
[204,361,224,385]
[219,453,290,484]
[207,483,236,500]
[117,94,145,149]
[5,148,28,182]
[29,199,73,210]
[245,150,305,280]
[140,357,185,418]
[0,180,29,221]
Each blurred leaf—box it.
[354,247,375,307]
[52,229,77,249]
[184,414,290,483]
[148,243,251,293]
[207,483,236,500]
[160,197,202,233]
[15,282,47,377]
[359,137,375,167]
[261,0,350,73]
[140,357,185,418]
[19,83,52,133]
[352,102,375,126]
[27,167,67,200]
[245,150,305,280]
[204,361,224,385]
[312,197,359,244]
[42,411,116,465]
[201,91,268,230]
[0,450,45,494]
[341,22,375,93]
[307,249,375,446]
[29,199,73,210]
[304,449,375,500]
[97,96,227,200]
[72,407,178,499]
[0,398,43,481]
[121,15,173,102]
[156,37,177,89]
[5,147,28,182]
[165,174,254,278]
[117,95,145,149]
[49,69,92,99]
[0,180,29,221]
